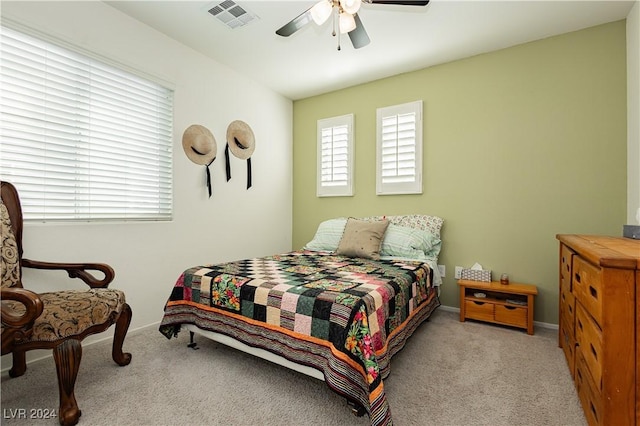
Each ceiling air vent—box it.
[207,1,259,29]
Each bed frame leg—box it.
[346,399,366,417]
[187,331,199,350]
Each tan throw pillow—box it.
[336,218,389,260]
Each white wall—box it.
[628,1,640,225]
[1,1,292,366]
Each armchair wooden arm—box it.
[1,287,44,354]
[21,258,115,289]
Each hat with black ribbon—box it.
[182,124,217,197]
[225,120,255,189]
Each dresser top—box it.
[556,234,640,269]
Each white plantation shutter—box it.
[381,113,416,183]
[317,114,354,197]
[0,25,173,221]
[376,101,422,195]
[321,125,348,186]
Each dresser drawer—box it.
[560,285,575,335]
[572,256,603,325]
[575,303,603,391]
[494,304,527,328]
[560,244,574,293]
[560,317,576,378]
[575,349,603,426]
[464,300,494,322]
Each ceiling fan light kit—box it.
[311,0,362,28]
[276,0,429,50]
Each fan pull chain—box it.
[332,8,337,37]
[332,9,341,51]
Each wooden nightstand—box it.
[458,279,538,335]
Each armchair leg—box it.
[9,349,27,378]
[112,303,132,366]
[53,339,82,426]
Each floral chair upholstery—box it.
[0,181,132,426]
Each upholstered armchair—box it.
[1,181,132,426]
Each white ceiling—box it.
[105,0,635,100]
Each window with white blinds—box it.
[316,114,354,197]
[376,100,422,195]
[0,25,174,222]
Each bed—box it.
[159,214,444,426]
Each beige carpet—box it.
[1,309,586,426]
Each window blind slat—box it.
[0,25,174,221]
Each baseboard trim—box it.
[437,304,559,330]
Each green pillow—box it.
[381,224,432,260]
[303,218,347,252]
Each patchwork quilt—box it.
[160,250,440,426]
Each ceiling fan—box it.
[276,0,430,50]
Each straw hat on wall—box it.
[182,124,217,165]
[182,124,217,197]
[225,120,255,189]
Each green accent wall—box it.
[292,21,627,325]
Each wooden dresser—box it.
[556,234,640,426]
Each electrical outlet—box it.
[438,265,445,277]
[454,266,463,279]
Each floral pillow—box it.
[363,214,443,238]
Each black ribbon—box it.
[225,143,231,182]
[205,158,215,198]
[246,157,252,190]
